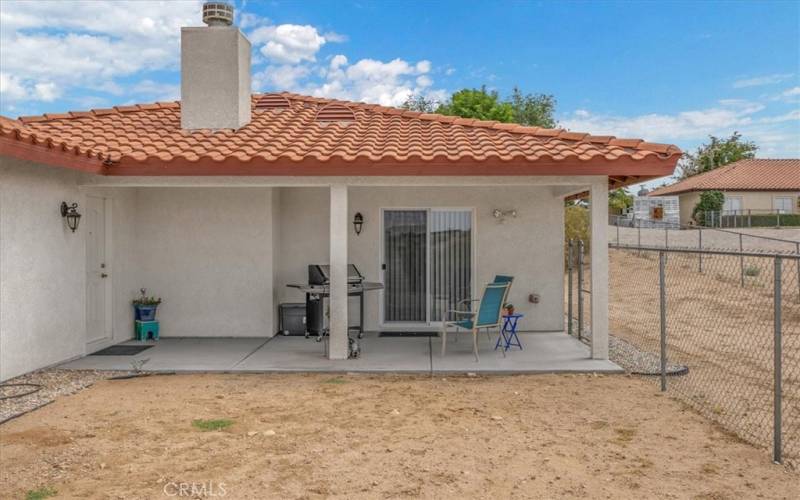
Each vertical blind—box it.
[384,210,427,322]
[384,209,472,324]
[430,210,472,322]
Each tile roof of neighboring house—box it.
[648,159,800,196]
[0,92,681,180]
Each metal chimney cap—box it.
[202,2,234,26]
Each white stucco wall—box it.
[134,188,276,337]
[276,185,565,332]
[0,159,87,380]
[2,168,579,377]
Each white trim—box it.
[81,175,608,188]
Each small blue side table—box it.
[495,314,523,351]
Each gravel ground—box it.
[566,321,687,376]
[0,369,128,424]
[608,335,688,375]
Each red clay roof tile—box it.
[1,92,681,177]
[649,159,800,195]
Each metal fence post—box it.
[616,218,620,245]
[698,228,703,273]
[740,233,745,287]
[577,240,584,342]
[637,225,641,256]
[773,256,782,464]
[567,239,574,336]
[659,251,667,392]
[748,209,752,227]
[796,242,800,303]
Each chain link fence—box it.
[566,240,800,465]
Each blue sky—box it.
[1,0,798,178]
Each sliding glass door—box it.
[383,209,472,325]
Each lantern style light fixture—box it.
[60,202,81,232]
[353,212,364,235]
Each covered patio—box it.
[1,90,681,381]
[59,332,621,374]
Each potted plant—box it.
[133,288,162,321]
[504,303,515,316]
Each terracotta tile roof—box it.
[0,92,681,177]
[649,159,800,196]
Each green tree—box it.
[678,132,757,179]
[509,87,557,127]
[435,86,515,122]
[401,94,438,113]
[692,190,725,224]
[564,205,590,260]
[608,188,633,214]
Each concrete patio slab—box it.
[58,332,622,374]
[61,337,268,372]
[233,333,432,372]
[432,331,622,373]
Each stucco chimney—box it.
[181,2,251,130]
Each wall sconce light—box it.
[492,208,517,224]
[353,212,364,235]
[60,202,81,232]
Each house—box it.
[0,3,681,380]
[648,159,800,226]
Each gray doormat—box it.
[379,331,439,338]
[90,345,154,356]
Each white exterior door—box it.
[86,196,111,345]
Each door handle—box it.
[101,273,108,278]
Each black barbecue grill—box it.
[287,264,383,343]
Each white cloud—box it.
[330,55,348,70]
[250,24,327,64]
[416,75,432,88]
[253,65,311,90]
[0,0,202,107]
[33,82,60,101]
[781,86,800,99]
[313,57,436,107]
[0,73,28,101]
[561,101,765,141]
[732,73,793,88]
[129,80,180,101]
[322,31,348,43]
[561,99,800,158]
[0,1,446,112]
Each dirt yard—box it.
[603,248,800,459]
[1,373,797,499]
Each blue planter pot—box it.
[134,304,159,321]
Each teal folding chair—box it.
[440,281,511,362]
[493,275,514,285]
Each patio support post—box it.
[328,184,349,360]
[590,180,609,360]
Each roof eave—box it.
[0,136,107,175]
[104,153,680,177]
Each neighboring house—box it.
[648,159,800,226]
[0,5,681,380]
